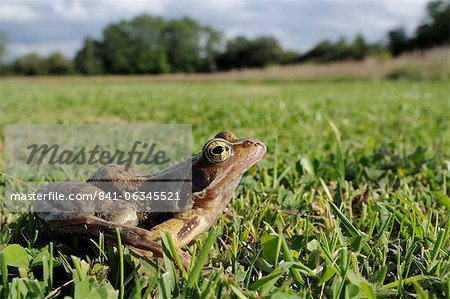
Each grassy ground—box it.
[0,77,449,298]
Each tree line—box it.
[0,0,448,76]
[387,0,449,56]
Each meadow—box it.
[0,72,449,298]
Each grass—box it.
[0,76,449,298]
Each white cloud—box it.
[106,1,165,15]
[50,1,90,21]
[0,3,39,21]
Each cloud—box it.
[0,0,428,60]
[0,3,39,22]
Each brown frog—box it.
[38,131,266,265]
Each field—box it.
[0,74,449,298]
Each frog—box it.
[38,131,266,266]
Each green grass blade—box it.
[116,228,124,299]
[185,227,219,292]
[161,232,188,281]
[321,178,361,238]
[71,256,85,281]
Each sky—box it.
[0,0,429,61]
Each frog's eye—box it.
[204,140,231,163]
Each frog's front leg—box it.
[146,210,213,247]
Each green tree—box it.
[162,17,201,73]
[218,36,251,69]
[334,36,350,61]
[162,17,222,72]
[13,53,48,75]
[299,40,334,62]
[128,15,170,74]
[98,15,222,74]
[278,50,300,65]
[101,20,138,74]
[74,37,105,75]
[73,15,299,73]
[0,32,6,65]
[388,27,410,56]
[0,32,7,74]
[414,0,450,48]
[102,15,170,74]
[352,34,369,60]
[218,35,283,69]
[198,26,223,72]
[47,52,73,75]
[300,34,378,63]
[249,36,283,67]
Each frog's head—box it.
[191,131,266,211]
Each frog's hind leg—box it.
[44,214,191,268]
[44,215,169,260]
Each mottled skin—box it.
[39,131,266,264]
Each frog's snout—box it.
[254,140,266,157]
[243,138,266,161]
